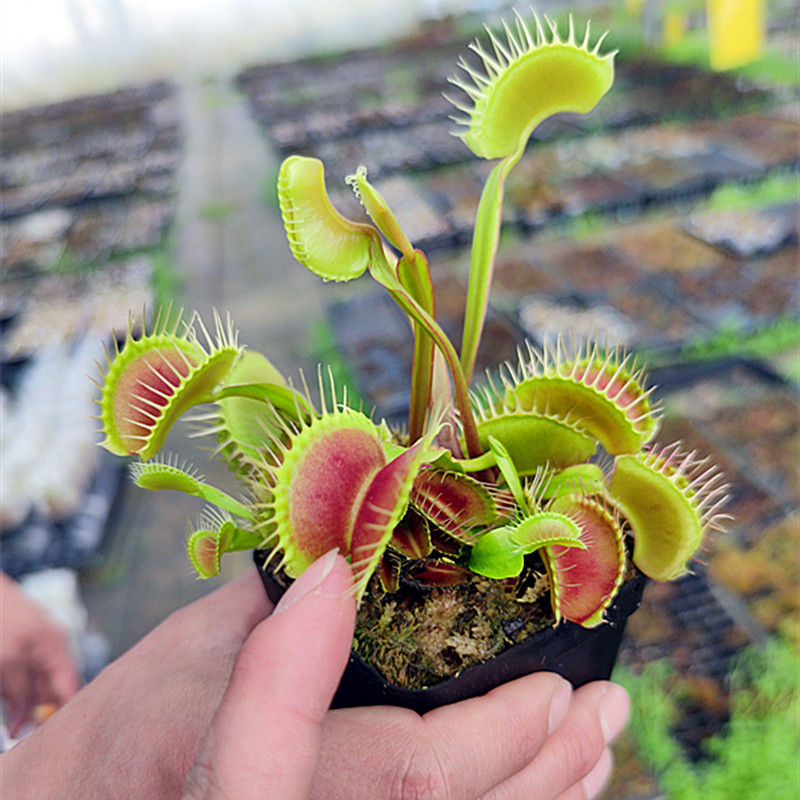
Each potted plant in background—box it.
[96,9,728,712]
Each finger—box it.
[482,681,629,800]
[183,550,356,800]
[168,567,275,644]
[550,748,613,800]
[310,671,573,800]
[423,672,574,797]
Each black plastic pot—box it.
[254,550,647,714]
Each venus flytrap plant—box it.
[186,509,263,579]
[97,307,241,460]
[96,10,729,690]
[448,10,616,384]
[130,458,255,521]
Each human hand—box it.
[0,562,274,798]
[183,548,629,800]
[311,678,629,799]
[2,552,629,800]
[0,572,81,737]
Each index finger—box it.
[183,552,356,800]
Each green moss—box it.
[353,571,553,689]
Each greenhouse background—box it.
[2,1,798,797]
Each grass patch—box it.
[681,315,800,364]
[198,201,236,221]
[705,172,800,212]
[615,636,800,800]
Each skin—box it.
[2,554,629,799]
[0,572,81,737]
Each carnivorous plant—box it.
[97,10,728,636]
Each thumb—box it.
[183,549,356,800]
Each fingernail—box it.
[273,549,340,615]
[598,683,630,744]
[547,679,573,735]
[582,747,613,799]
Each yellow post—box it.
[707,0,765,71]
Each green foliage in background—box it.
[260,166,281,210]
[309,318,365,409]
[198,201,236,221]
[615,637,800,800]
[661,28,800,87]
[706,172,800,212]
[682,315,800,364]
[150,242,182,310]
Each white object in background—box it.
[18,568,110,682]
[19,569,87,666]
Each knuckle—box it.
[389,737,455,800]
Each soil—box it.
[353,568,555,690]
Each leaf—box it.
[501,340,659,456]
[350,437,434,600]
[346,166,415,257]
[609,446,728,581]
[277,161,481,456]
[389,510,432,559]
[512,512,586,553]
[448,11,616,159]
[449,12,616,381]
[411,467,498,543]
[98,309,240,460]
[131,458,254,520]
[539,463,606,500]
[378,550,401,593]
[186,513,261,578]
[187,529,222,579]
[544,497,626,627]
[477,414,596,474]
[487,435,528,510]
[267,409,388,577]
[468,526,524,579]
[278,155,378,282]
[396,250,436,444]
[460,151,522,384]
[468,512,585,579]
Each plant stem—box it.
[385,284,483,459]
[461,147,523,385]
[397,251,436,444]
